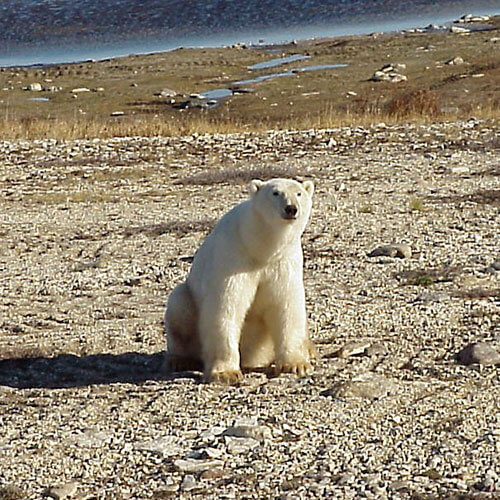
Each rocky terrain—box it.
[0,118,499,499]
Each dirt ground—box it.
[0,116,499,498]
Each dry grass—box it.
[176,165,302,186]
[0,486,24,500]
[0,103,498,140]
[124,219,215,238]
[0,115,251,140]
[430,189,500,207]
[451,288,500,300]
[385,89,441,118]
[395,266,463,286]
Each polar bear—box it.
[164,178,315,384]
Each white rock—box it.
[450,26,470,33]
[445,56,464,65]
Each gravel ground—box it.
[0,119,499,499]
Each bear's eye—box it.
[273,191,279,196]
[297,192,302,197]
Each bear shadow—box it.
[0,351,201,389]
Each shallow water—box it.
[1,1,498,67]
[197,62,347,106]
[235,63,347,86]
[248,54,309,70]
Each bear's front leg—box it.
[265,275,313,377]
[199,277,256,384]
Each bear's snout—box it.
[284,204,298,219]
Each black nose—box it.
[285,205,298,217]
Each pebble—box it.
[445,56,464,65]
[134,436,183,456]
[367,244,412,259]
[223,424,272,441]
[456,343,500,366]
[174,458,224,473]
[325,373,399,399]
[334,341,371,358]
[29,82,43,91]
[225,436,260,454]
[44,482,78,499]
[450,26,470,33]
[181,475,198,492]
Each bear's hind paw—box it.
[206,369,243,385]
[274,361,312,377]
[164,355,203,373]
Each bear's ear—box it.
[303,180,314,196]
[249,179,265,196]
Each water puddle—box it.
[200,88,234,100]
[235,63,347,86]
[248,54,309,70]
[26,97,50,102]
[185,61,347,109]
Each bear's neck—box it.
[239,202,301,263]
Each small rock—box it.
[110,111,125,116]
[181,475,197,492]
[200,467,226,479]
[456,342,500,366]
[71,88,90,93]
[335,472,355,485]
[44,482,78,499]
[368,244,412,259]
[389,480,411,491]
[134,436,183,456]
[223,424,272,441]
[485,261,500,274]
[174,458,224,473]
[324,373,399,399]
[29,82,43,91]
[365,342,388,357]
[450,26,470,33]
[156,88,177,98]
[225,436,260,454]
[448,165,470,174]
[334,341,371,358]
[445,56,464,65]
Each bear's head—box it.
[249,178,314,230]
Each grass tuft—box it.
[385,89,441,118]
[395,266,463,286]
[409,198,424,212]
[175,165,301,186]
[124,219,215,238]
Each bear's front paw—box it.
[274,360,312,377]
[206,369,243,385]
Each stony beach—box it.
[0,117,499,499]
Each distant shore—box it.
[1,2,499,67]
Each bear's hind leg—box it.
[164,282,201,373]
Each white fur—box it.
[164,178,315,382]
